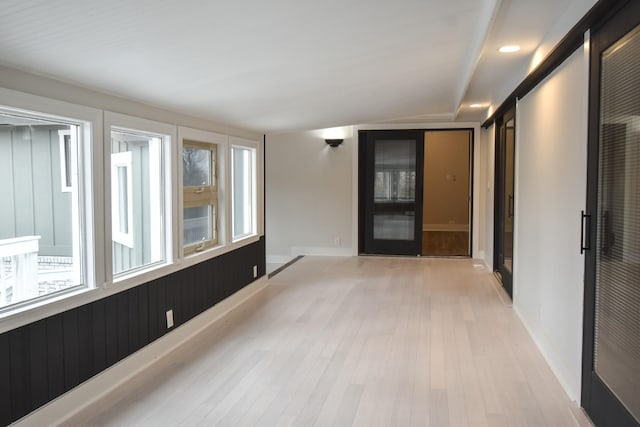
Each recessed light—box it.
[499,45,521,53]
[469,103,484,108]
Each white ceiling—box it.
[0,0,588,133]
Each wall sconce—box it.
[325,138,344,147]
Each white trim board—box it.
[291,246,353,257]
[266,255,295,265]
[15,276,269,427]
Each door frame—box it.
[358,127,475,256]
[581,1,640,425]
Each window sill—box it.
[0,285,96,334]
[232,233,259,245]
[111,261,176,290]
[180,234,261,269]
[0,235,263,334]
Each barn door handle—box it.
[581,210,591,254]
[508,194,514,218]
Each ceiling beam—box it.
[453,0,503,120]
[481,0,630,128]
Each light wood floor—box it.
[67,257,592,427]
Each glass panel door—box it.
[583,3,640,425]
[360,130,424,255]
[495,110,515,298]
[502,117,515,277]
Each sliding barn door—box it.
[582,2,640,425]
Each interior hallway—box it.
[67,257,592,426]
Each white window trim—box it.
[229,137,262,243]
[148,137,163,262]
[110,151,134,248]
[0,88,101,327]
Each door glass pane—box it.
[183,205,212,246]
[373,139,416,240]
[503,119,515,273]
[594,24,640,422]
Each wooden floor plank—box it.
[66,256,591,427]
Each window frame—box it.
[183,141,218,255]
[0,88,264,334]
[0,88,101,326]
[230,137,261,242]
[178,127,228,260]
[104,112,177,286]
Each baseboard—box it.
[291,246,353,257]
[513,304,580,403]
[473,250,486,268]
[268,248,352,267]
[266,255,294,264]
[15,276,269,427]
[423,224,469,232]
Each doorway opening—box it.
[358,128,473,257]
[422,130,472,256]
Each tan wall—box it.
[423,130,470,230]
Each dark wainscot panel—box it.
[0,237,265,426]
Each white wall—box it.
[265,128,355,264]
[513,46,588,401]
[423,130,471,230]
[266,123,486,264]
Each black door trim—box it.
[493,106,515,298]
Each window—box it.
[110,128,167,277]
[374,170,416,201]
[231,143,257,240]
[0,109,89,310]
[183,140,218,255]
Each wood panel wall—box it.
[0,236,265,426]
